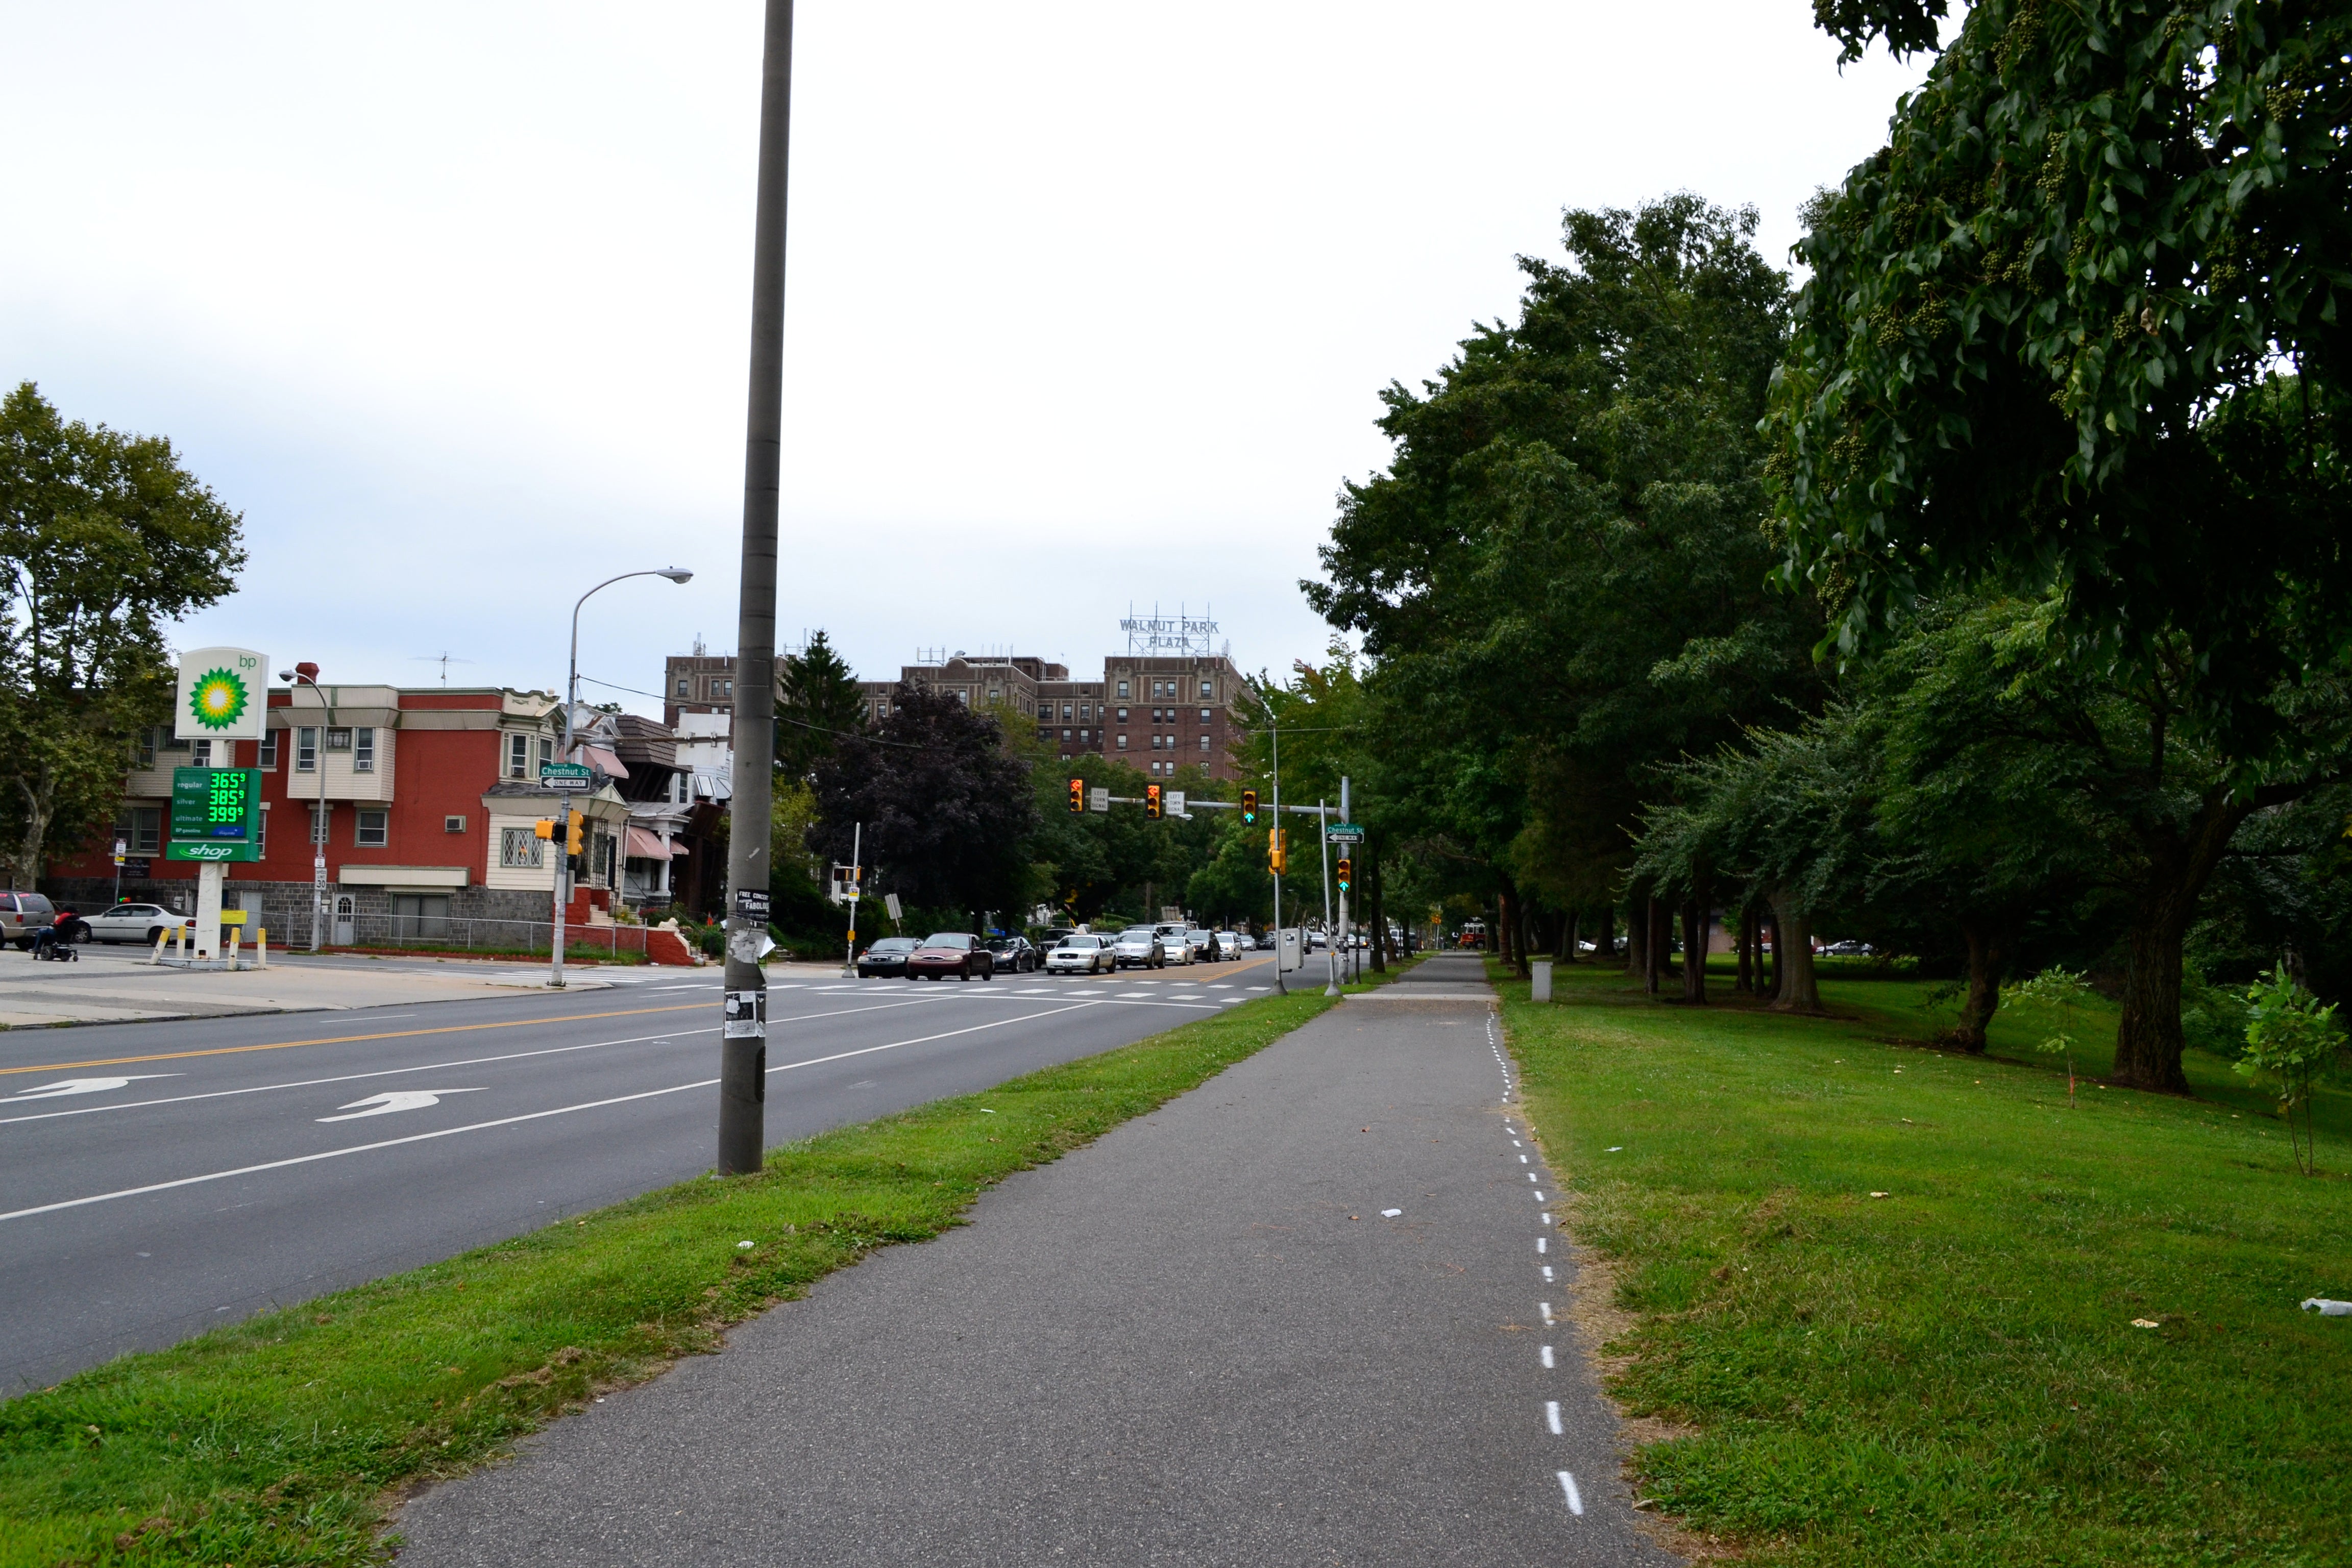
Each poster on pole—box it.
[174,647,268,742]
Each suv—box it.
[1,891,56,950]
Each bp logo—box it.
[187,667,250,731]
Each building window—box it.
[500,827,545,869]
[1117,680,1130,698]
[298,728,320,772]
[325,726,353,751]
[1200,708,1211,722]
[507,733,528,778]
[597,833,617,885]
[191,738,213,769]
[353,727,376,773]
[256,804,268,853]
[677,679,690,696]
[162,729,190,752]
[311,803,332,845]
[1201,681,1213,699]
[1199,734,1211,751]
[354,809,388,847]
[1062,728,1071,741]
[720,679,733,697]
[1079,729,1089,742]
[136,729,157,769]
[1116,707,1128,722]
[259,731,278,768]
[117,807,162,856]
[1116,733,1128,750]
[540,737,554,770]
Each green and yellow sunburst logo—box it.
[188,667,249,731]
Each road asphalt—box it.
[0,956,1278,1391]
[394,952,1674,1566]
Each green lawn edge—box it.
[1,966,1392,1566]
[1493,957,2352,1567]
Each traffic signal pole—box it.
[719,0,793,1177]
[1269,721,1283,995]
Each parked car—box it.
[1153,922,1194,965]
[84,902,195,945]
[1111,926,1167,969]
[1184,929,1216,963]
[856,936,919,977]
[988,935,1039,973]
[1821,940,1876,957]
[0,891,56,951]
[906,932,994,982]
[1046,933,1117,974]
[1214,930,1241,959]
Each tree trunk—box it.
[1367,850,1386,972]
[1949,918,2008,1053]
[1762,908,1778,997]
[1625,895,1648,982]
[1595,906,1618,961]
[1649,897,1674,988]
[1768,889,1820,1012]
[1561,910,1579,963]
[1734,904,1754,995]
[14,763,58,888]
[2112,797,2248,1093]
[1680,895,1707,1004]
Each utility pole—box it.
[719,0,793,1177]
[839,821,861,976]
[1338,775,1352,984]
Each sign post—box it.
[541,762,592,988]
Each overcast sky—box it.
[0,2,1924,715]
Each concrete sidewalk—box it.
[393,966,1674,1564]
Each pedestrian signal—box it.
[1067,776,1085,814]
[1144,783,1163,820]
[1240,789,1258,825]
[1268,827,1286,873]
[1336,856,1353,893]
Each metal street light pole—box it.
[552,568,693,990]
[719,0,794,1177]
[278,666,334,952]
[1268,717,1283,996]
[1320,797,1338,996]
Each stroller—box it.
[30,912,88,961]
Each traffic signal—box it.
[1336,856,1353,893]
[1145,783,1163,820]
[537,810,586,856]
[565,811,585,856]
[1268,827,1286,873]
[1068,776,1085,814]
[1240,789,1258,825]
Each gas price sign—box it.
[168,767,263,860]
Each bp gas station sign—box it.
[168,648,268,957]
[166,767,262,861]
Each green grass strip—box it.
[1499,959,2352,1566]
[0,980,1361,1565]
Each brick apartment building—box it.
[48,684,714,942]
[667,645,1255,782]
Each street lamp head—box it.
[658,568,693,584]
[278,670,294,682]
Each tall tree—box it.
[805,683,1037,923]
[774,629,867,777]
[1772,0,2352,1089]
[0,383,244,883]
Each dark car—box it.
[987,936,1038,973]
[906,932,995,982]
[857,936,919,977]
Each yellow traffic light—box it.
[1336,856,1353,893]
[1268,827,1285,873]
[534,818,558,842]
[1240,788,1258,825]
[1145,783,1163,820]
[1068,776,1085,814]
[564,811,585,855]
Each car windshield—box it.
[921,933,972,949]
[1057,936,1099,949]
[987,939,1018,951]
[1120,927,1157,939]
[868,938,915,952]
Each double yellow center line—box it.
[0,1003,713,1078]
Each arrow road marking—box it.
[317,1088,487,1122]
[10,1075,180,1099]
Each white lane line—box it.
[1546,1400,1563,1434]
[1540,1211,1553,1224]
[1540,1344,1555,1368]
[1534,1190,1546,1201]
[1557,1471,1583,1516]
[1519,1155,1529,1163]
[0,1003,1105,1224]
[1537,1237,1548,1253]
[1541,1265,1555,1281]
[0,994,942,1129]
[1526,1173,1537,1183]
[1539,1302,1553,1324]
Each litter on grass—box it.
[2303,1298,2352,1316]
[736,1241,754,1250]
[1869,1191,1890,1199]
[1605,1146,1624,1153]
[2131,1318,2161,1329]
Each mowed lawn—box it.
[1502,958,2352,1567]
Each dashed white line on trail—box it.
[1557,1471,1584,1515]
[1540,1345,1555,1368]
[1534,1189,1547,1200]
[1540,1211,1553,1224]
[1519,1155,1529,1164]
[1537,1237,1548,1253]
[1546,1400,1563,1435]
[1526,1173,1538,1183]
[1539,1302,1553,1324]
[1541,1265,1555,1281]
